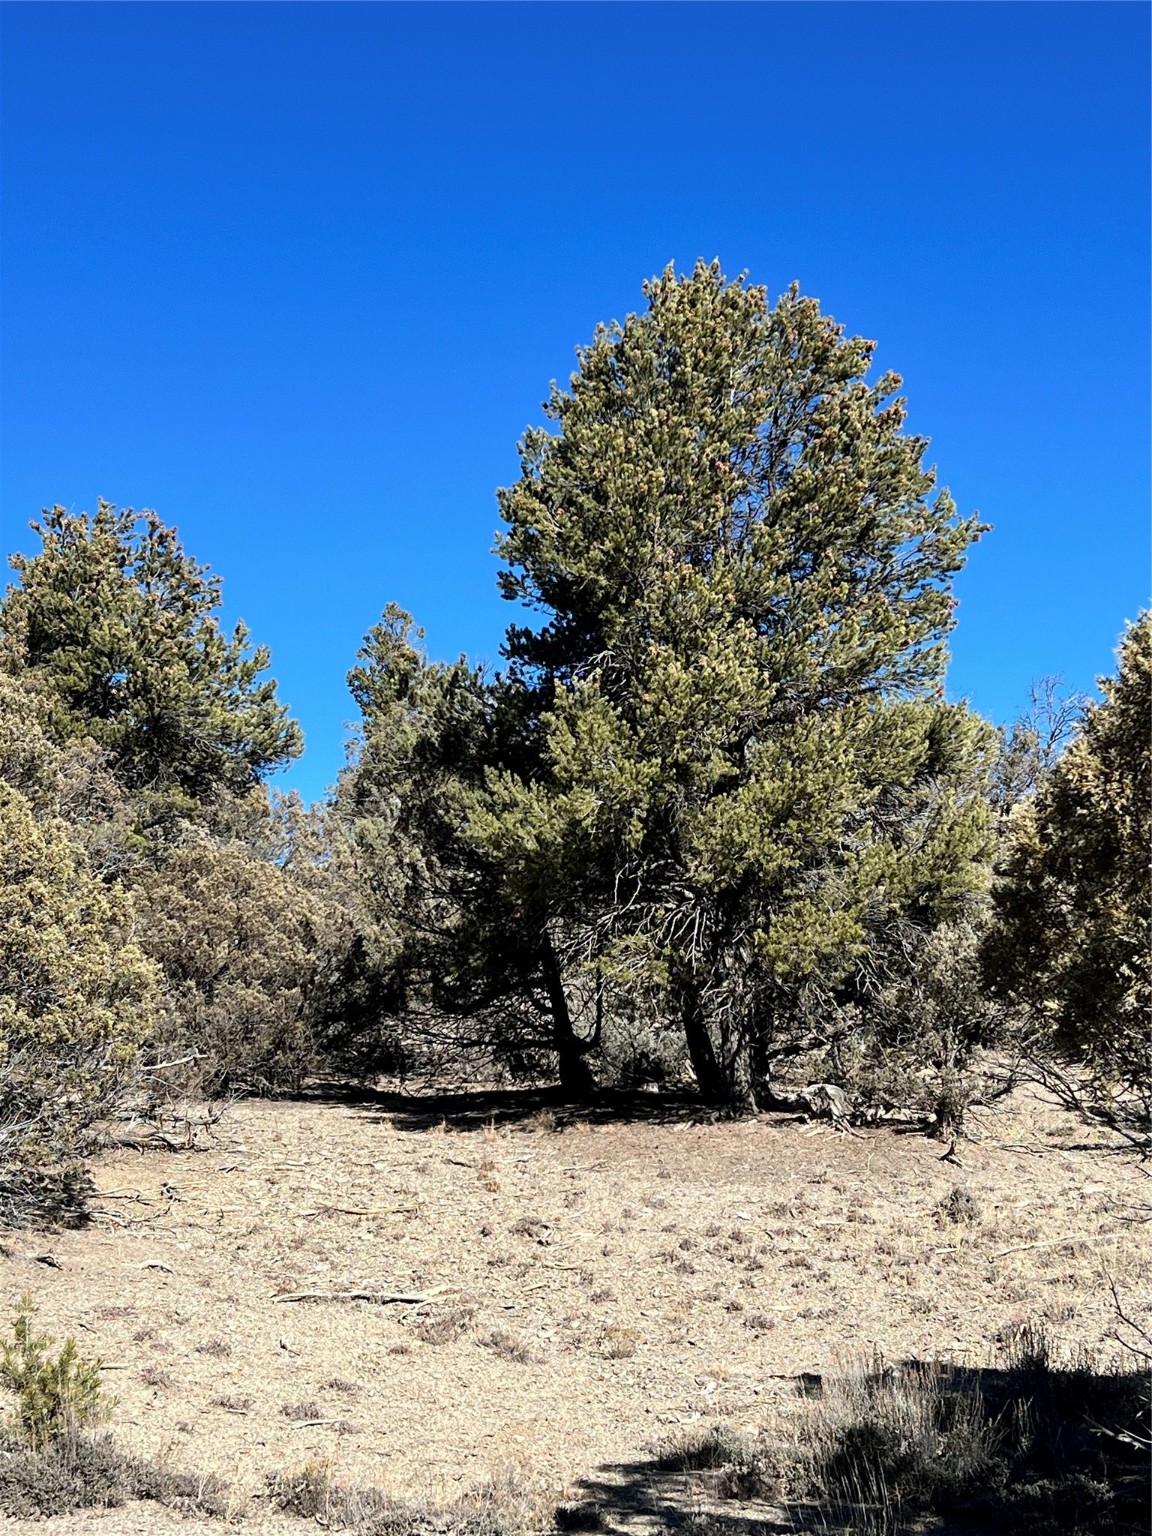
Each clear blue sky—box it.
[2,2,1148,804]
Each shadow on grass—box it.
[304,1079,749,1134]
[560,1350,1150,1536]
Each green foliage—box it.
[340,607,593,1087]
[0,780,158,1192]
[0,507,333,1114]
[0,1297,110,1446]
[485,262,992,1106]
[985,615,1151,1144]
[132,837,340,1096]
[832,915,1022,1135]
[2,501,301,800]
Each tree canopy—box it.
[432,262,995,1107]
[1,502,301,800]
[985,613,1151,1144]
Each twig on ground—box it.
[990,1233,1109,1258]
[272,1284,453,1306]
[302,1203,418,1218]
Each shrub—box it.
[0,1430,230,1520]
[0,786,157,1215]
[985,615,1152,1149]
[832,917,1022,1137]
[266,1462,544,1534]
[937,1185,982,1226]
[0,1296,111,1446]
[654,1422,752,1473]
[791,1341,1148,1535]
[132,839,338,1096]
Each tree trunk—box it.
[540,935,596,1100]
[722,1036,758,1115]
[682,983,758,1114]
[681,983,726,1104]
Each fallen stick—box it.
[272,1284,452,1306]
[301,1204,417,1218]
[991,1233,1111,1259]
[289,1419,341,1429]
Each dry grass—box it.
[1,1082,1147,1529]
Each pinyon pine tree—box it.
[482,261,993,1108]
[341,607,600,1090]
[1,502,301,801]
[985,614,1152,1146]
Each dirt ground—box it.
[2,1084,1148,1531]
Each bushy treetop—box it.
[2,501,301,799]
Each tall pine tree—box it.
[1,502,301,801]
[486,262,993,1108]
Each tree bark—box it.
[681,982,759,1114]
[681,982,726,1105]
[722,1035,758,1115]
[539,934,596,1100]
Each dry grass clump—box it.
[600,1326,639,1360]
[937,1184,982,1226]
[653,1421,754,1474]
[266,1458,548,1533]
[0,1430,232,1521]
[194,1335,232,1357]
[672,1328,1149,1535]
[282,1399,322,1421]
[481,1328,536,1365]
[413,1303,477,1345]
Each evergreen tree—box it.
[0,781,158,1206]
[985,614,1151,1145]
[342,607,599,1093]
[1,502,301,800]
[488,262,993,1108]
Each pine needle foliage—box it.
[2,502,301,799]
[985,614,1152,1145]
[0,1296,110,1446]
[485,261,992,1107]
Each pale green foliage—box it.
[989,676,1088,816]
[132,838,340,1096]
[0,510,331,1112]
[0,782,158,1171]
[986,614,1151,1143]
[0,1297,110,1446]
[832,916,1020,1135]
[338,606,569,1083]
[2,502,301,799]
[487,262,992,1106]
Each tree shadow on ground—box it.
[561,1457,796,1533]
[303,1079,792,1134]
[559,1355,1149,1536]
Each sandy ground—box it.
[2,1084,1148,1530]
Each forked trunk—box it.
[681,983,725,1104]
[540,934,596,1100]
[681,982,758,1114]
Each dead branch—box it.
[1106,1275,1152,1361]
[272,1284,453,1306]
[301,1203,418,1218]
[990,1233,1111,1258]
